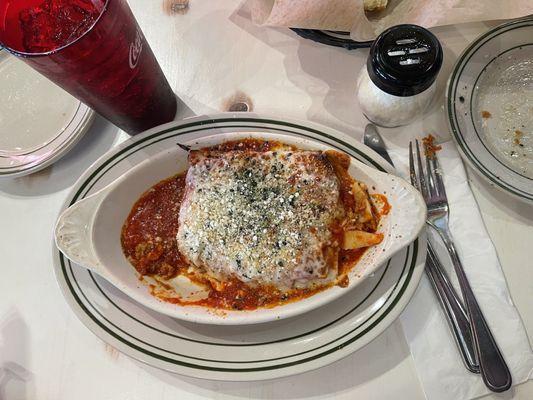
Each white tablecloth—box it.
[0,1,532,399]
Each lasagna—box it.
[121,139,386,310]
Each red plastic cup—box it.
[0,0,177,134]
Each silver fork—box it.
[409,140,512,392]
[364,123,478,373]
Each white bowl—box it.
[55,129,426,325]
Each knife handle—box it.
[425,242,479,373]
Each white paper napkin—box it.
[387,141,533,400]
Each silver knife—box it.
[364,124,394,166]
[363,123,479,373]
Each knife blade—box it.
[363,123,394,166]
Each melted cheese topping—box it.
[177,149,344,290]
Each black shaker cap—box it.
[367,24,443,97]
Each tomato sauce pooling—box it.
[121,139,378,311]
[121,174,187,279]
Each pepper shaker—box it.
[357,24,443,127]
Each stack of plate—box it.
[53,115,426,381]
[0,50,94,178]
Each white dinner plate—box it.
[52,114,426,380]
[446,17,533,202]
[0,49,95,178]
[55,127,425,325]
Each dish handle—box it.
[54,188,109,275]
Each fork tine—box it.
[431,150,447,200]
[425,142,437,197]
[409,141,418,188]
[415,140,429,199]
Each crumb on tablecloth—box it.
[422,134,442,158]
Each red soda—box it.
[0,0,177,134]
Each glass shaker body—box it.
[356,24,443,128]
[357,67,437,127]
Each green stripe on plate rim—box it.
[65,253,399,364]
[67,122,402,352]
[469,43,533,181]
[447,19,533,200]
[64,120,405,360]
[86,257,391,348]
[57,116,418,372]
[69,123,392,349]
[62,245,413,369]
[68,117,385,203]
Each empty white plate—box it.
[0,49,95,178]
[446,17,533,202]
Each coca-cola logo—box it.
[129,30,143,69]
